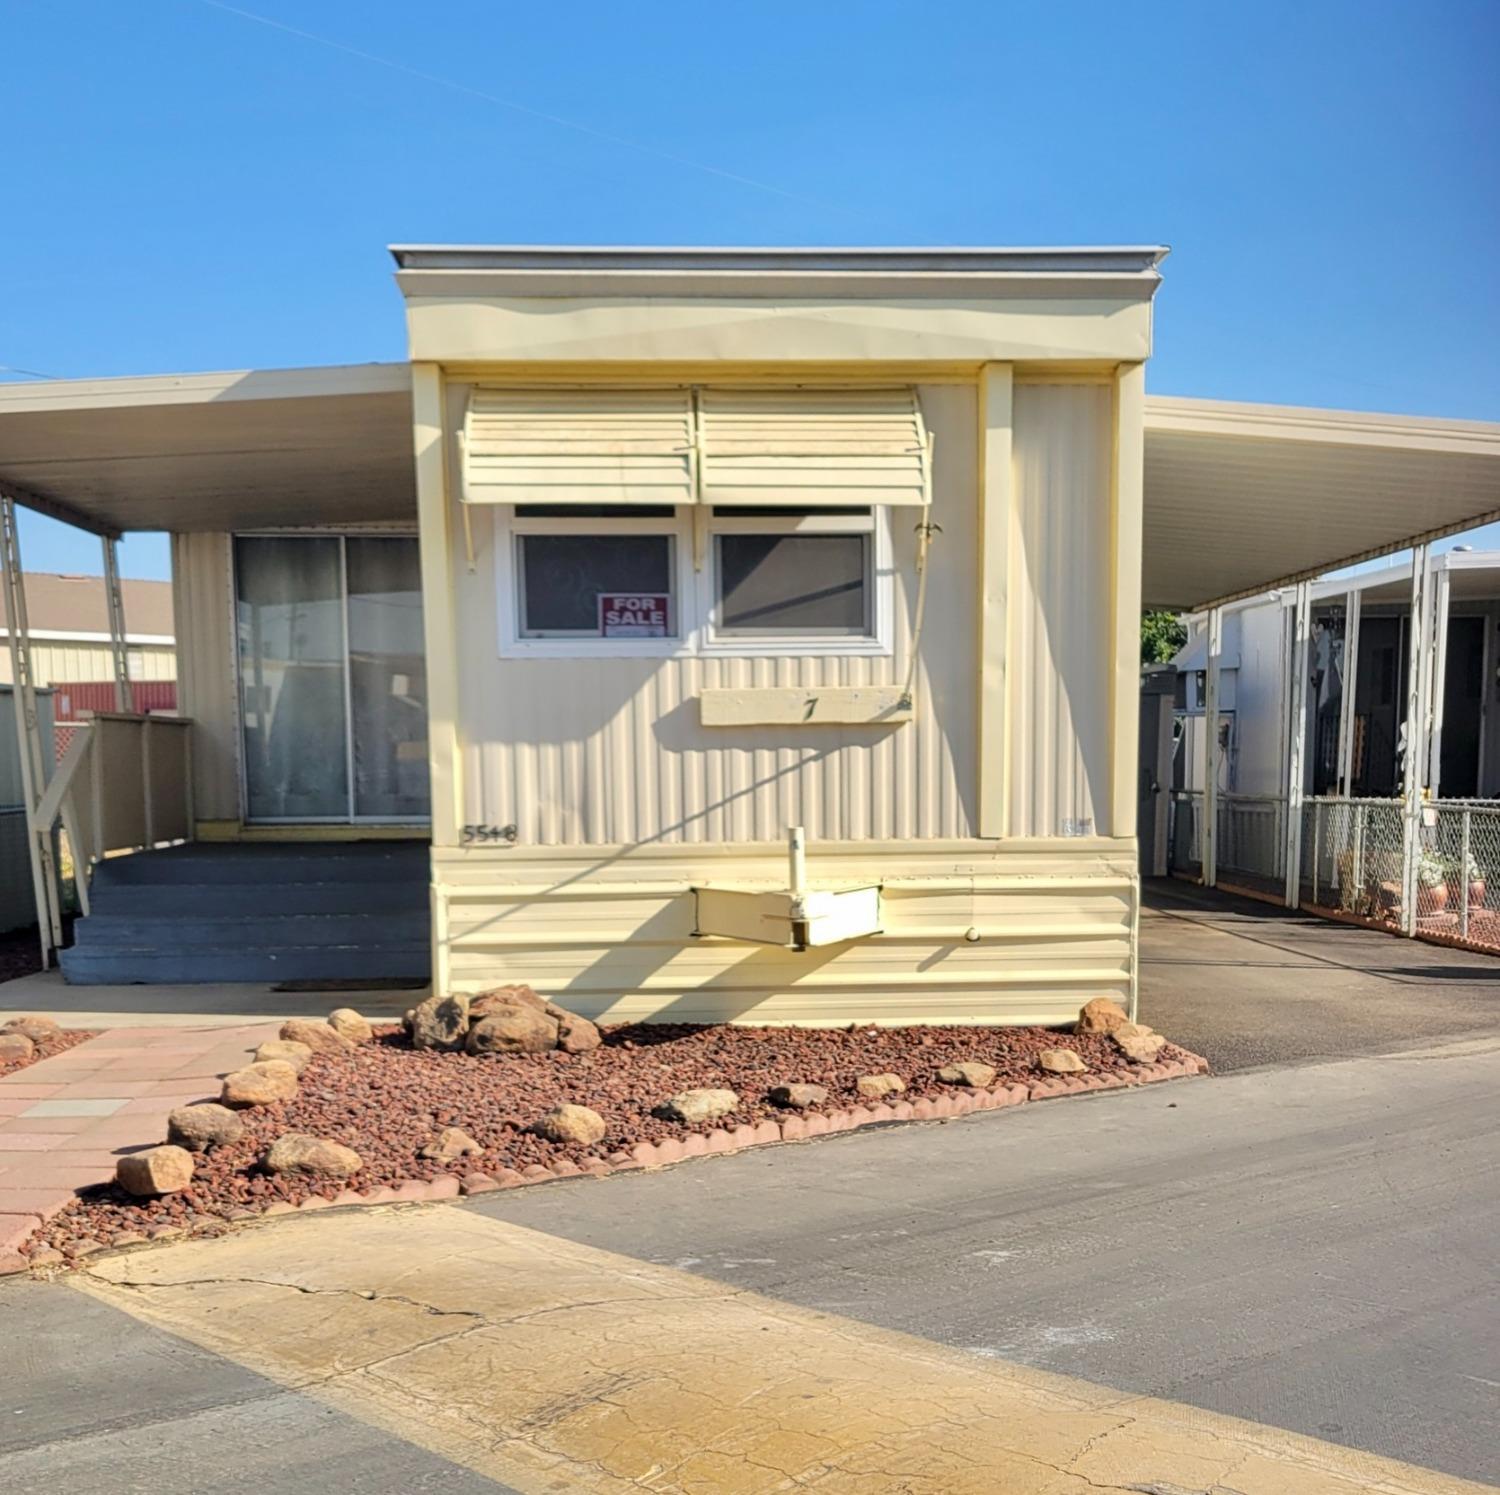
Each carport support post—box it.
[1428,563,1451,799]
[1400,544,1434,935]
[1284,581,1312,907]
[0,496,64,966]
[1202,605,1222,887]
[101,534,134,714]
[1336,586,1361,795]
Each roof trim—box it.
[0,362,410,416]
[390,244,1170,273]
[1145,393,1500,456]
[391,244,1170,303]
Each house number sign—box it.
[598,592,670,637]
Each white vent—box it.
[462,387,695,506]
[698,388,930,507]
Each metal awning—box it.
[0,363,415,536]
[1143,397,1500,610]
[0,366,1497,612]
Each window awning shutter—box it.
[461,388,696,506]
[698,388,931,507]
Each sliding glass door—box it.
[236,535,429,823]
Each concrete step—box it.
[58,943,431,986]
[70,911,430,949]
[87,881,428,917]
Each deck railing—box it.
[35,713,194,913]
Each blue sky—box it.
[4,0,1498,580]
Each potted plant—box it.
[1416,850,1449,917]
[1451,850,1486,910]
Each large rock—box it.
[552,1008,602,1054]
[116,1145,194,1197]
[469,983,546,1017]
[3,1015,60,1044]
[1076,997,1130,1036]
[768,1083,829,1109]
[410,994,470,1052]
[1112,1023,1166,1064]
[278,1018,355,1057]
[326,1008,374,1045]
[532,1104,607,1145]
[253,1038,314,1075]
[856,1073,906,1099]
[0,1031,36,1064]
[263,1133,362,1179]
[221,1059,299,1108]
[167,1103,245,1153]
[657,1088,739,1125]
[418,1126,482,1161]
[467,1006,558,1056]
[1037,1048,1088,1075]
[468,985,602,1055]
[937,1061,996,1088]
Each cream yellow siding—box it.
[0,640,174,686]
[450,383,978,846]
[434,842,1135,1024]
[171,532,240,823]
[1007,382,1114,838]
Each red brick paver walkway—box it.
[0,1023,277,1271]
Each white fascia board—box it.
[1146,394,1500,457]
[0,628,175,645]
[0,362,411,415]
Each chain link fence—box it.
[1168,791,1500,958]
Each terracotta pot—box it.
[1469,879,1486,910]
[1417,882,1449,917]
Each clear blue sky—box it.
[4,0,1498,580]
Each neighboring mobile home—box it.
[1,245,1498,1012]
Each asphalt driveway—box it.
[1139,878,1500,1071]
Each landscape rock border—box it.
[18,1046,1209,1272]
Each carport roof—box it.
[0,363,1497,611]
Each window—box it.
[710,508,874,640]
[496,504,889,657]
[511,505,683,645]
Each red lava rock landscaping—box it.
[22,1001,1206,1268]
[0,1019,95,1078]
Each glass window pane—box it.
[235,536,349,819]
[519,535,674,636]
[717,534,869,635]
[347,537,430,819]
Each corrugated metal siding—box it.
[0,641,175,686]
[171,532,241,821]
[1008,383,1113,838]
[434,844,1135,1024]
[453,385,977,845]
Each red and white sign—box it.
[598,592,671,638]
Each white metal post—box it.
[1428,563,1451,799]
[102,535,134,715]
[1401,545,1433,935]
[1336,586,1361,795]
[1284,580,1312,907]
[1202,606,1222,887]
[0,497,64,965]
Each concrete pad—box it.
[0,1281,504,1494]
[69,1206,1489,1494]
[0,970,424,1030]
[1141,880,1500,1071]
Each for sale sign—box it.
[598,592,671,638]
